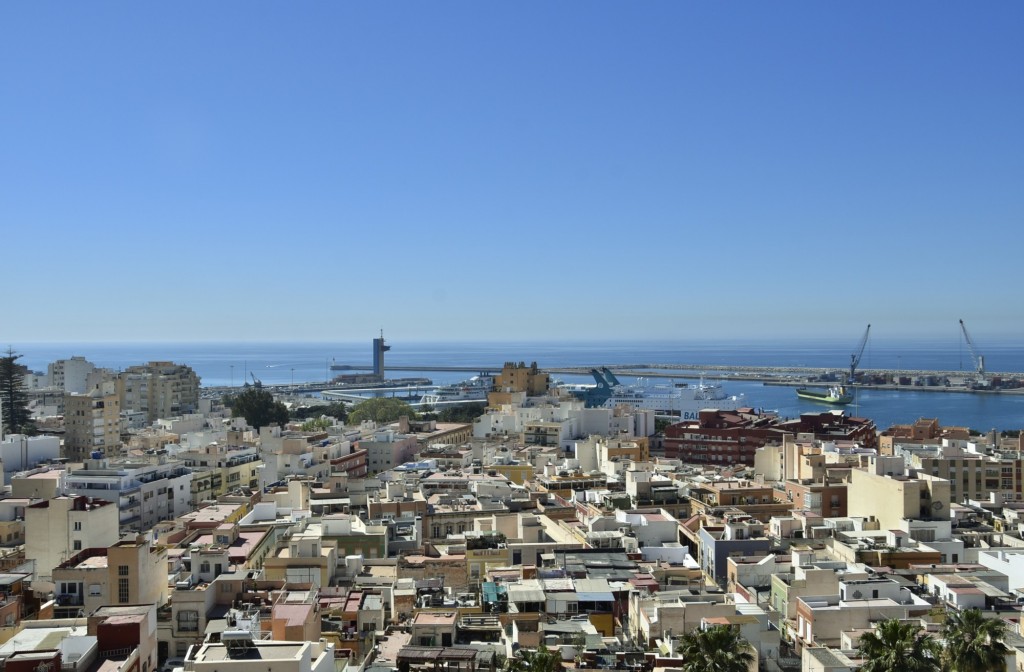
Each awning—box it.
[508,588,546,603]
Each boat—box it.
[566,368,744,419]
[796,385,853,405]
[421,374,495,405]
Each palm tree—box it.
[505,645,560,672]
[942,608,1009,672]
[857,619,941,672]
[676,624,755,672]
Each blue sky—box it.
[2,3,1022,344]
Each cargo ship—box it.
[796,385,853,405]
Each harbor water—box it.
[14,339,1024,432]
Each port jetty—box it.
[383,363,1024,396]
[203,335,1023,397]
[218,362,1024,397]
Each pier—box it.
[204,363,1024,398]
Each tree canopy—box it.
[228,384,289,431]
[857,618,941,672]
[290,401,347,423]
[676,624,755,672]
[504,645,559,672]
[301,416,333,432]
[418,402,486,424]
[942,608,1009,672]
[347,397,416,425]
[0,348,35,437]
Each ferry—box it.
[566,368,744,419]
[421,374,495,405]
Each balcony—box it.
[56,592,84,606]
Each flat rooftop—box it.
[195,642,307,663]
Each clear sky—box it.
[2,3,1022,344]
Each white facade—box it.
[189,640,335,672]
[0,434,60,484]
[65,458,193,533]
[978,549,1024,590]
[25,495,120,581]
[47,357,97,394]
[475,401,652,444]
[614,509,679,546]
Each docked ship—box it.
[567,368,744,418]
[796,385,853,405]
[421,374,495,405]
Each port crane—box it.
[848,324,871,384]
[959,318,987,386]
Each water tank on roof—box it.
[91,451,103,459]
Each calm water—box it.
[12,339,1024,432]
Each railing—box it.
[99,647,136,660]
[56,593,84,606]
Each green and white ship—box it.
[796,384,853,405]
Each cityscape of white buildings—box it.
[0,356,1021,672]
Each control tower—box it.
[372,331,390,379]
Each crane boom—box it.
[959,319,986,380]
[849,324,871,384]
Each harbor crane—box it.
[848,324,871,384]
[959,318,987,386]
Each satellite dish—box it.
[932,501,944,510]
[852,590,863,599]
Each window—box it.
[73,540,82,551]
[73,522,82,531]
[118,565,129,576]
[177,610,199,632]
[118,577,129,603]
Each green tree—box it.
[676,625,755,672]
[301,416,333,432]
[420,402,487,424]
[505,645,559,672]
[655,417,674,434]
[290,401,347,423]
[0,348,35,437]
[347,397,416,425]
[228,384,289,431]
[857,619,941,672]
[942,608,1009,672]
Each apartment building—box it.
[52,536,168,617]
[846,456,951,531]
[47,357,97,394]
[177,443,262,505]
[188,638,336,672]
[0,434,60,483]
[25,495,119,582]
[64,383,121,462]
[258,428,342,486]
[908,448,1024,503]
[487,361,550,406]
[118,361,200,423]
[666,410,876,466]
[65,458,193,533]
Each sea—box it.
[12,339,1024,433]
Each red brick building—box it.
[664,409,877,466]
[663,409,787,465]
